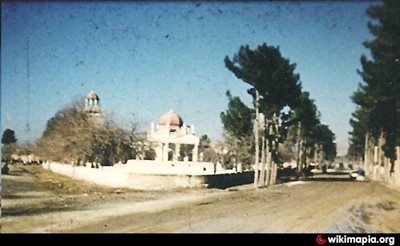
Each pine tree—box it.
[225,43,302,186]
[350,0,400,162]
[1,129,17,145]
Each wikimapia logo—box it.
[316,235,327,245]
[315,234,396,246]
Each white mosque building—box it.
[42,92,252,190]
[121,109,223,175]
[147,109,200,163]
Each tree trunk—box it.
[271,162,277,185]
[296,122,302,176]
[378,131,384,166]
[395,146,400,187]
[270,142,276,185]
[378,131,385,181]
[259,122,266,187]
[253,89,260,188]
[364,133,371,176]
[270,114,278,186]
[384,156,390,182]
[266,124,273,186]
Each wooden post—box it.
[265,145,271,186]
[266,124,273,186]
[270,149,276,185]
[384,156,390,183]
[259,119,266,187]
[320,145,324,165]
[301,139,307,177]
[377,132,383,167]
[378,131,385,181]
[254,89,260,188]
[271,162,277,185]
[363,133,369,172]
[373,145,378,180]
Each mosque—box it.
[83,91,238,173]
[83,90,104,126]
[42,91,254,189]
[147,109,200,163]
[82,90,202,165]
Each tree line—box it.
[348,0,399,174]
[2,47,337,182]
[3,25,343,178]
[221,43,336,187]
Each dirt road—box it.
[2,164,400,232]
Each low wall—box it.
[121,159,230,175]
[41,162,253,190]
[204,171,254,189]
[365,147,400,189]
[368,162,400,189]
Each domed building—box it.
[147,109,199,162]
[83,90,104,127]
[158,110,184,130]
[84,90,101,114]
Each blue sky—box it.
[1,1,377,155]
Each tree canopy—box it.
[2,129,17,145]
[349,0,400,160]
[1,128,18,163]
[220,91,254,169]
[220,90,253,139]
[34,98,138,166]
[224,43,302,116]
[224,43,336,178]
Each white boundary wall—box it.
[365,146,400,189]
[41,160,237,190]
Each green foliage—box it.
[312,124,337,161]
[349,0,400,159]
[348,107,369,158]
[224,43,336,167]
[1,129,18,163]
[285,91,337,162]
[220,91,253,139]
[1,129,17,145]
[292,92,320,135]
[225,43,302,116]
[224,42,302,160]
[220,91,254,168]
